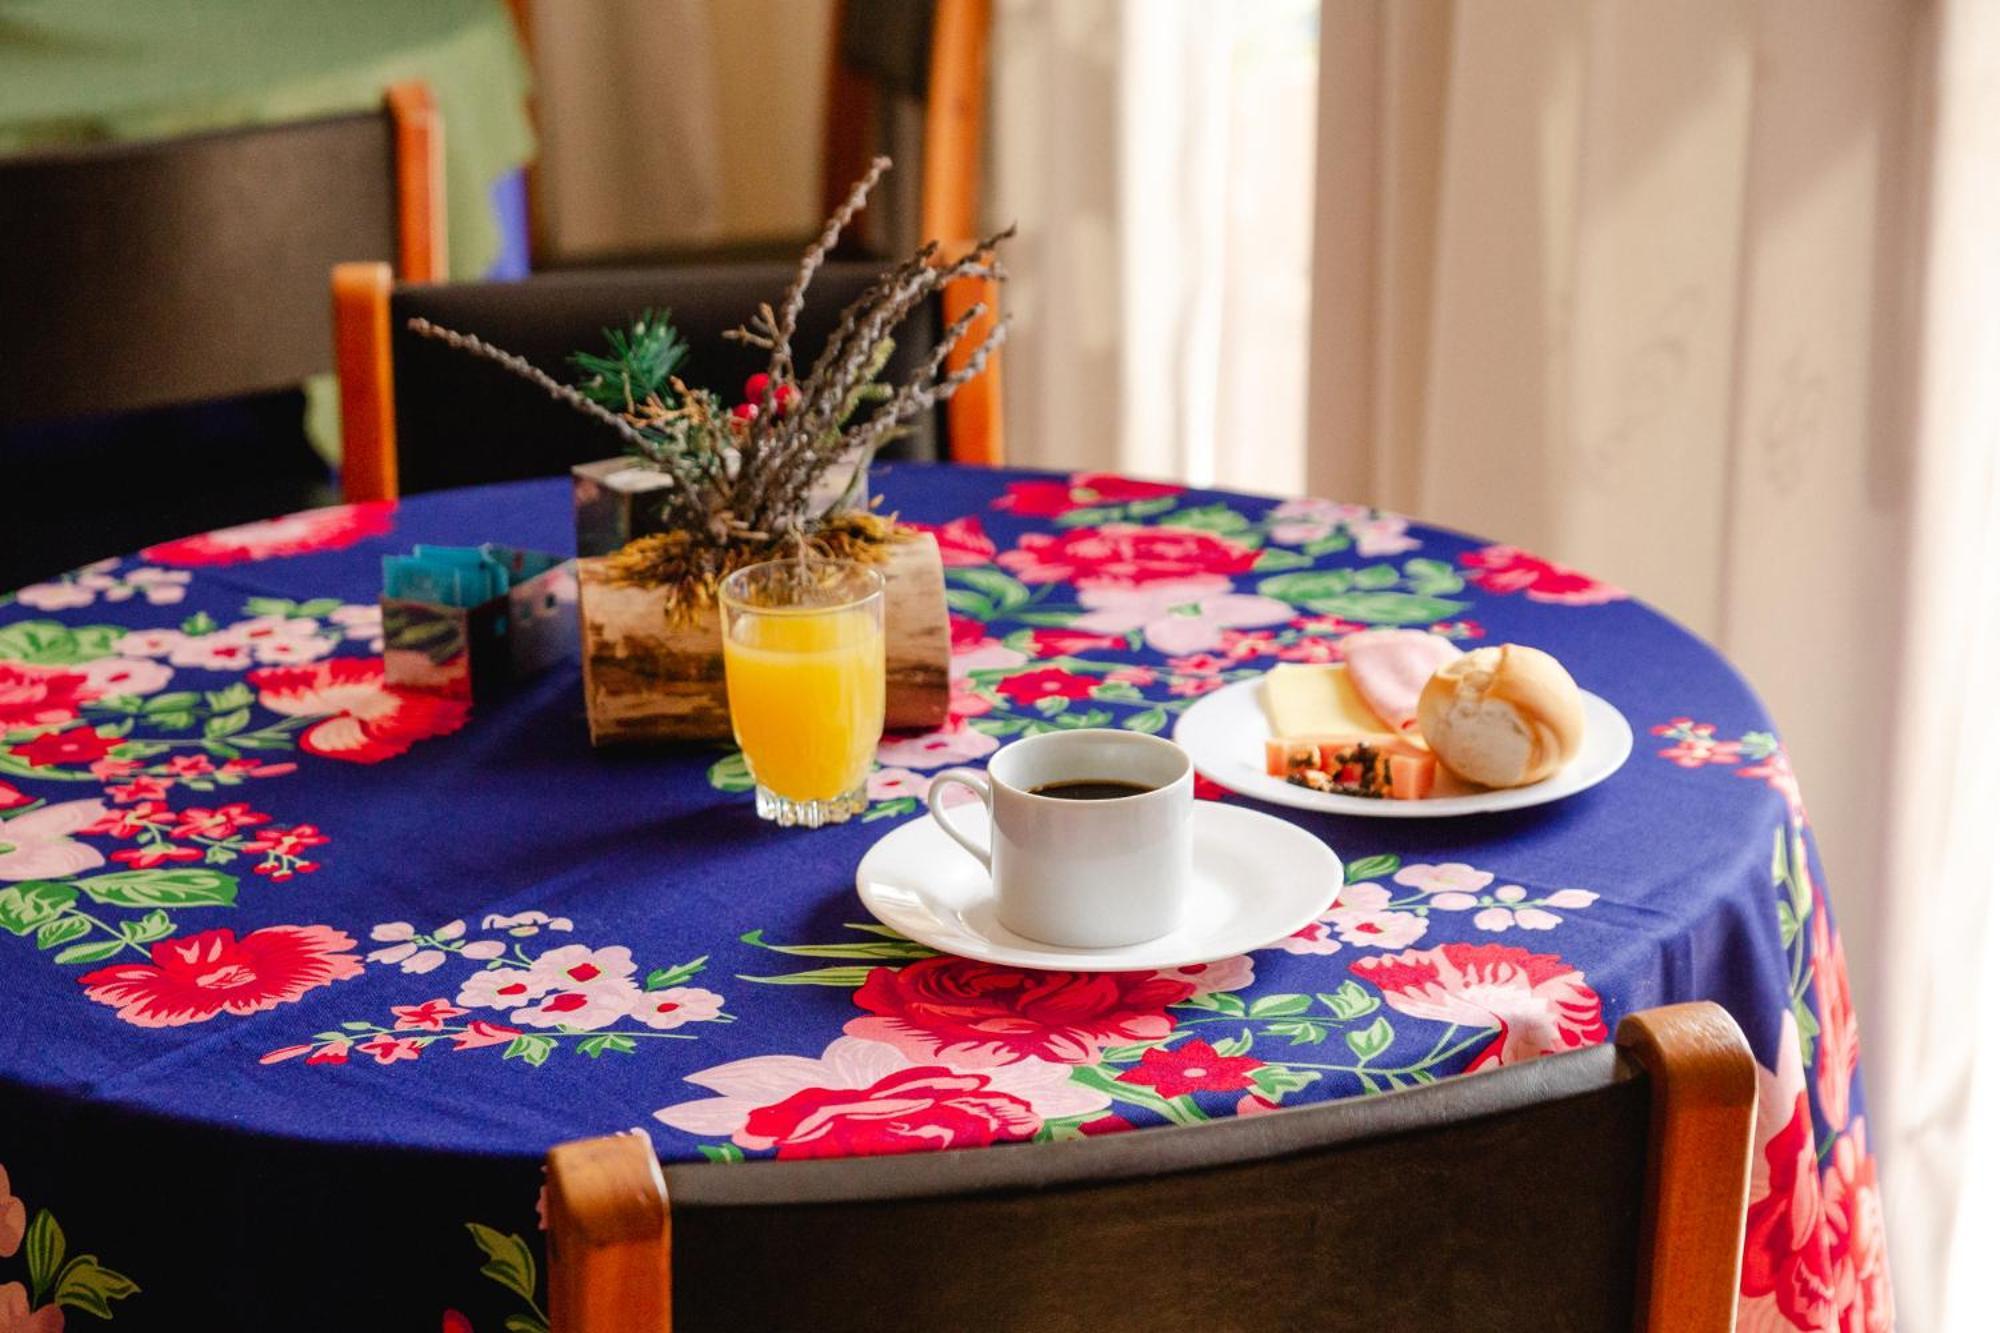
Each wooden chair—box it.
[0,82,443,587]
[0,82,441,425]
[331,261,970,503]
[545,1002,1756,1333]
[824,0,1002,466]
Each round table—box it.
[0,466,1888,1331]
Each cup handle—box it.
[926,767,993,871]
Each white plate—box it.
[1173,676,1633,819]
[855,802,1339,971]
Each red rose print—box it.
[998,524,1257,588]
[0,781,30,812]
[846,957,1194,1067]
[442,1311,475,1333]
[165,754,216,778]
[1741,1089,1836,1327]
[1350,942,1606,1070]
[0,663,92,729]
[948,615,989,652]
[994,473,1184,517]
[79,925,364,1027]
[307,1042,352,1065]
[249,657,468,763]
[742,1065,1042,1160]
[1459,545,1626,605]
[993,668,1099,705]
[1024,628,1127,657]
[1811,898,1861,1134]
[141,500,395,566]
[1116,1039,1263,1098]
[8,726,121,769]
[1821,1119,1892,1332]
[904,516,998,567]
[1192,775,1229,801]
[1078,1114,1137,1136]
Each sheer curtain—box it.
[1304,1,1997,1326]
[991,0,1318,494]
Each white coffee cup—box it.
[927,729,1194,949]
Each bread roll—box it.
[1416,645,1584,788]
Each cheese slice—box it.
[1261,664,1391,738]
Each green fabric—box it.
[0,0,535,278]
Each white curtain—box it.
[991,0,1318,495]
[1305,1,1998,1326]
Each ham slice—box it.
[1340,629,1463,734]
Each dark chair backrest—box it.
[334,262,943,500]
[547,1003,1756,1333]
[0,84,440,425]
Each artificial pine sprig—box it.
[570,309,690,412]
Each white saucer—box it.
[1174,676,1633,819]
[855,802,1340,971]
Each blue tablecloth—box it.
[0,466,1888,1330]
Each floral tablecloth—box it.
[0,465,1888,1331]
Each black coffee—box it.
[1029,779,1155,801]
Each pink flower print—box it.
[629,987,726,1030]
[949,636,1029,677]
[355,1034,424,1064]
[1652,718,1744,768]
[368,920,460,972]
[1349,515,1420,556]
[0,799,108,882]
[1351,942,1607,1070]
[876,722,1000,771]
[1266,498,1371,546]
[1270,918,1341,955]
[1471,886,1564,932]
[512,985,637,1031]
[1071,577,1291,655]
[452,1021,522,1051]
[1170,675,1225,697]
[1324,882,1429,948]
[867,768,929,802]
[1106,665,1156,686]
[481,911,573,937]
[75,656,173,698]
[1153,955,1256,994]
[1393,862,1494,909]
[392,1000,468,1031]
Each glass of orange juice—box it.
[719,559,886,827]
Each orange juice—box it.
[723,607,885,801]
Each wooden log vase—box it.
[578,530,951,745]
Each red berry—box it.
[731,402,759,423]
[773,383,798,414]
[743,372,771,403]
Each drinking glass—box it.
[719,559,886,827]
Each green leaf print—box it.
[467,1223,539,1303]
[0,621,124,666]
[1343,854,1400,885]
[0,882,79,935]
[74,867,237,908]
[1345,1016,1395,1062]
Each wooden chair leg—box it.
[546,1130,673,1333]
[331,261,399,503]
[1615,1001,1757,1333]
[384,81,445,282]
